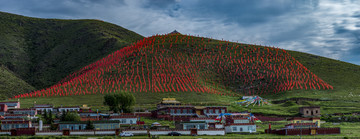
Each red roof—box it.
[286,123,316,126]
[1,121,31,124]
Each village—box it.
[0,97,341,137]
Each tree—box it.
[62,111,81,122]
[47,110,54,124]
[103,92,135,113]
[85,120,94,130]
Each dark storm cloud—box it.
[0,0,359,65]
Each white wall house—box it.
[108,116,138,125]
[225,123,256,133]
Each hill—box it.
[0,11,143,97]
[11,33,360,116]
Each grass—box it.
[0,11,143,97]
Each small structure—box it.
[58,120,120,130]
[1,121,32,130]
[288,117,321,127]
[157,98,181,108]
[299,106,320,117]
[4,114,30,119]
[8,108,37,116]
[79,104,92,112]
[225,123,256,133]
[108,115,138,125]
[33,104,54,114]
[285,123,317,129]
[0,104,8,115]
[0,101,20,109]
[57,106,80,113]
[169,30,181,35]
[182,121,208,130]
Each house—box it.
[8,108,37,116]
[153,105,227,121]
[1,121,32,130]
[108,115,138,125]
[226,117,250,124]
[4,114,30,119]
[182,121,208,130]
[299,106,320,117]
[288,117,321,127]
[58,120,120,130]
[0,104,8,115]
[225,123,256,133]
[79,104,93,112]
[93,120,121,130]
[285,123,317,129]
[0,101,20,109]
[58,121,87,130]
[56,106,80,113]
[33,104,54,114]
[157,98,182,108]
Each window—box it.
[306,110,309,114]
[177,109,181,114]
[215,109,219,114]
[221,109,225,113]
[130,120,133,124]
[189,109,193,113]
[121,119,126,123]
[316,110,318,113]
[183,109,187,113]
[240,127,243,131]
[204,109,207,113]
[232,127,237,131]
[170,109,175,114]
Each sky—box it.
[0,0,359,65]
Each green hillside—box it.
[0,65,35,99]
[1,12,359,116]
[0,11,143,96]
[12,33,360,116]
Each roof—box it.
[4,114,30,116]
[232,118,249,120]
[287,117,320,121]
[0,101,19,103]
[9,108,35,111]
[226,123,255,126]
[109,116,137,119]
[57,106,80,108]
[1,121,30,124]
[286,123,316,126]
[189,118,215,120]
[59,120,120,124]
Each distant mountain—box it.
[0,11,143,97]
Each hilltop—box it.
[0,11,143,97]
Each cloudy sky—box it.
[0,0,359,65]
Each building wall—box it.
[1,123,30,130]
[225,125,256,133]
[183,123,207,130]
[59,124,86,130]
[94,123,120,129]
[291,119,321,127]
[300,108,320,117]
[234,119,250,123]
[110,118,137,124]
